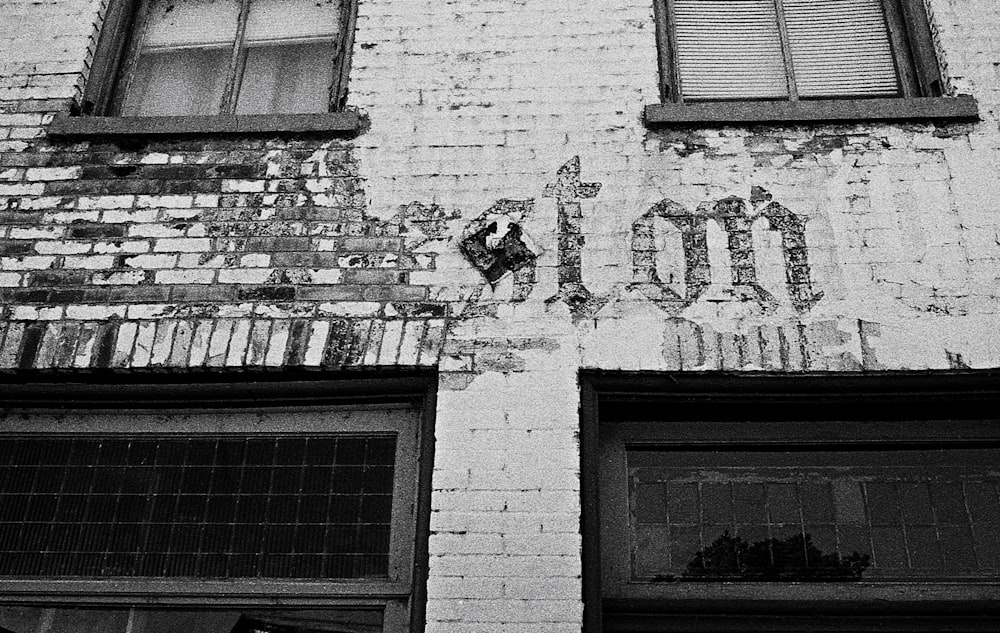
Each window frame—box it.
[646,0,980,125]
[580,371,1000,632]
[50,0,361,137]
[0,373,436,633]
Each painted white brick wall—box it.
[3,0,1000,630]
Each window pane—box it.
[245,0,341,42]
[628,448,1000,581]
[122,0,240,115]
[233,0,340,114]
[142,0,241,48]
[784,0,899,97]
[0,435,396,579]
[673,0,788,100]
[235,42,334,114]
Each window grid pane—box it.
[629,449,1000,581]
[0,435,396,579]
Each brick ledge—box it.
[47,112,362,138]
[643,95,980,126]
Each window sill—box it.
[47,111,362,138]
[643,95,979,126]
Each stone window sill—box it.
[47,112,362,138]
[643,95,979,126]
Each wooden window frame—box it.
[646,0,980,125]
[580,370,1000,632]
[0,373,437,633]
[50,0,361,137]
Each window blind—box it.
[674,0,789,100]
[672,0,900,101]
[784,0,899,97]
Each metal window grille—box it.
[0,435,396,579]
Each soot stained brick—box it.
[0,239,34,255]
[79,166,118,179]
[92,322,119,369]
[68,222,127,239]
[341,270,409,285]
[17,324,44,369]
[160,180,222,194]
[46,288,87,303]
[322,319,357,367]
[111,165,139,177]
[43,181,109,196]
[388,302,448,318]
[205,165,260,179]
[135,165,210,180]
[108,286,171,303]
[171,285,238,302]
[238,285,296,301]
[259,236,313,251]
[5,289,50,303]
[28,270,88,286]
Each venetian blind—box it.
[672,0,900,101]
[785,0,899,97]
[674,0,789,100]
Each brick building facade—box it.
[1,0,1000,630]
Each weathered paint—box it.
[2,0,1000,629]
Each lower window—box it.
[581,372,1000,631]
[0,376,435,633]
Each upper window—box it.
[646,0,980,123]
[657,0,939,102]
[79,0,358,117]
[581,372,1000,632]
[0,377,435,633]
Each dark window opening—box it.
[629,448,999,583]
[581,372,1000,632]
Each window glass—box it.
[670,0,901,101]
[785,0,898,97]
[673,0,788,100]
[122,0,240,115]
[236,0,340,114]
[121,0,341,116]
[236,42,333,114]
[628,448,1000,581]
[0,435,396,579]
[243,0,341,42]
